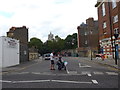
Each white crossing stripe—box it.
[0,80,12,83]
[92,80,98,84]
[93,72,104,75]
[81,71,91,75]
[79,63,91,68]
[12,80,50,83]
[1,79,93,84]
[31,72,41,74]
[87,74,92,76]
[106,72,118,75]
[66,69,69,74]
[51,80,92,84]
[68,71,77,75]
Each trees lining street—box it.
[28,33,77,55]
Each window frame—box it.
[102,3,106,16]
[113,15,118,23]
[112,0,117,9]
[103,22,107,29]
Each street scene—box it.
[1,57,119,88]
[0,0,120,89]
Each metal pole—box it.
[114,39,117,65]
[108,2,114,59]
[91,49,92,60]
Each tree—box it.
[64,33,77,49]
[28,37,43,54]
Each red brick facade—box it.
[95,0,120,58]
[77,18,98,57]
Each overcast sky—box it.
[0,0,98,42]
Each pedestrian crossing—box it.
[4,71,118,76]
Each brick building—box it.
[95,0,120,59]
[7,26,29,63]
[77,18,99,57]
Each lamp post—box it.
[90,30,93,60]
[114,29,119,65]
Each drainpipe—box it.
[108,2,114,59]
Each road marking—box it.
[87,74,92,76]
[12,80,50,83]
[1,60,42,75]
[51,80,92,84]
[106,72,118,75]
[66,69,69,74]
[68,71,77,75]
[79,63,81,67]
[79,63,91,68]
[31,72,41,75]
[93,72,104,75]
[81,71,91,75]
[30,72,90,76]
[1,79,93,84]
[0,80,12,83]
[13,72,29,75]
[92,80,98,84]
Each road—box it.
[1,57,118,88]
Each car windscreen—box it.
[45,54,50,57]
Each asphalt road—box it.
[2,57,119,88]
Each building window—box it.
[85,32,87,35]
[102,3,106,16]
[114,28,119,35]
[85,40,87,45]
[113,15,118,23]
[103,22,107,29]
[112,0,117,9]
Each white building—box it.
[48,32,54,41]
[0,36,19,68]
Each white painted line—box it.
[93,72,104,75]
[81,71,91,75]
[87,74,92,76]
[14,72,29,75]
[85,65,91,68]
[79,63,81,67]
[68,71,77,74]
[79,63,91,68]
[31,72,41,74]
[66,69,69,74]
[0,80,12,83]
[12,80,50,83]
[92,80,98,84]
[106,72,118,75]
[51,80,92,84]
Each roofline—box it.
[95,2,101,7]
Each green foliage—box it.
[29,33,77,55]
[64,33,77,49]
[28,37,43,54]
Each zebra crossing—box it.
[5,71,118,76]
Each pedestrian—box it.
[50,52,55,70]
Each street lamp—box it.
[114,28,119,65]
[90,30,93,60]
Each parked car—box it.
[44,53,51,60]
[95,54,103,59]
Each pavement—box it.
[1,59,41,73]
[1,57,120,73]
[79,57,120,70]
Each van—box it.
[44,53,51,60]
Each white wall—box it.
[0,37,3,68]
[0,36,19,68]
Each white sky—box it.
[0,0,98,42]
